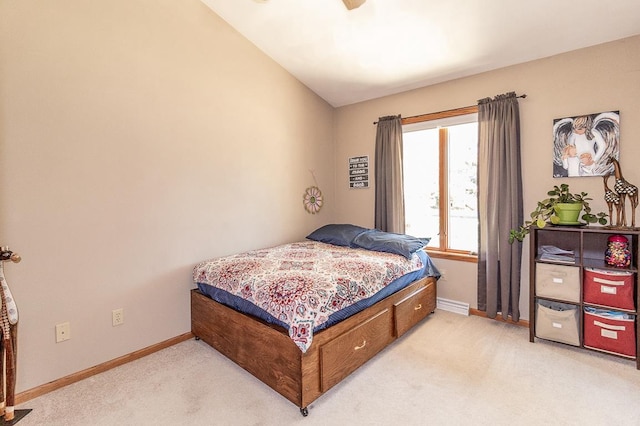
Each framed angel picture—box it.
[552,110,620,178]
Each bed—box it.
[191,224,440,416]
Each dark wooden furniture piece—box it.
[529,225,639,369]
[191,275,437,416]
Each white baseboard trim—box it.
[437,297,470,316]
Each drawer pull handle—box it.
[354,340,367,350]
[414,304,422,311]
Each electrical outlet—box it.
[112,308,124,326]
[56,322,71,343]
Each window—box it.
[402,107,478,261]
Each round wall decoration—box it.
[303,186,323,214]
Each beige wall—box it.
[334,35,640,320]
[0,0,335,392]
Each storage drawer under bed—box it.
[394,282,436,337]
[319,307,394,392]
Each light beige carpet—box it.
[15,310,640,425]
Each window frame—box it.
[402,106,478,263]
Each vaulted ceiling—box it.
[202,0,640,107]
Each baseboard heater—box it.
[436,297,470,316]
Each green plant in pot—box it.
[509,184,608,243]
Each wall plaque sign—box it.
[349,155,369,189]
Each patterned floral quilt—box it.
[193,241,425,353]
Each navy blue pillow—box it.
[306,224,369,247]
[352,230,430,258]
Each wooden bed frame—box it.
[191,275,437,416]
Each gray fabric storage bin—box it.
[536,300,580,346]
[535,263,580,303]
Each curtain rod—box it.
[373,94,527,125]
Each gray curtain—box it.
[477,92,523,322]
[374,115,405,233]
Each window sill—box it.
[425,250,477,263]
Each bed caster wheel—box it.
[300,407,308,417]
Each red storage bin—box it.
[583,268,635,310]
[583,308,636,358]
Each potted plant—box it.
[509,184,608,243]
